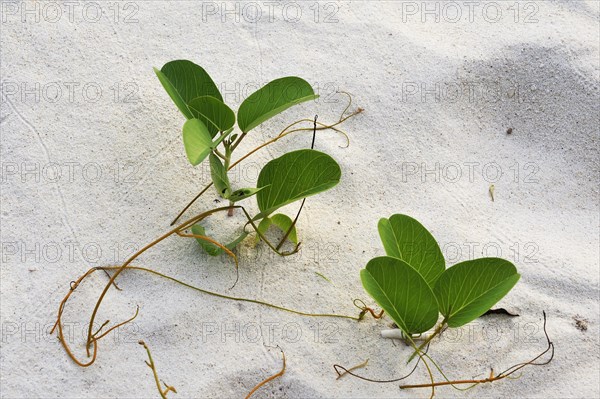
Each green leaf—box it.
[378,214,445,287]
[237,77,318,133]
[271,214,298,244]
[191,224,247,256]
[154,60,222,119]
[188,95,235,138]
[254,213,298,245]
[229,186,266,203]
[182,119,213,166]
[154,67,193,119]
[209,153,231,199]
[255,217,272,245]
[434,258,520,328]
[255,149,341,219]
[361,256,439,335]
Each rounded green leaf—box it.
[154,60,222,119]
[188,95,235,138]
[378,214,445,287]
[361,256,439,335]
[255,149,340,219]
[434,258,520,327]
[237,77,318,133]
[182,119,213,166]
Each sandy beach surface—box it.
[1,1,598,398]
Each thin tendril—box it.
[244,348,286,399]
[100,265,361,321]
[333,343,429,383]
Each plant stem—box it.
[101,265,361,321]
[245,349,285,399]
[139,340,176,398]
[223,145,235,217]
[214,148,226,160]
[230,132,247,152]
[407,320,447,364]
[406,336,436,399]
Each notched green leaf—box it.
[434,258,520,327]
[378,214,445,287]
[237,77,318,133]
[361,256,439,335]
[255,149,341,219]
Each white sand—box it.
[1,1,598,398]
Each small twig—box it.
[169,184,213,226]
[353,299,384,320]
[93,305,139,341]
[139,340,177,399]
[245,348,286,399]
[100,268,122,290]
[315,272,332,283]
[336,359,369,380]
[333,344,428,383]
